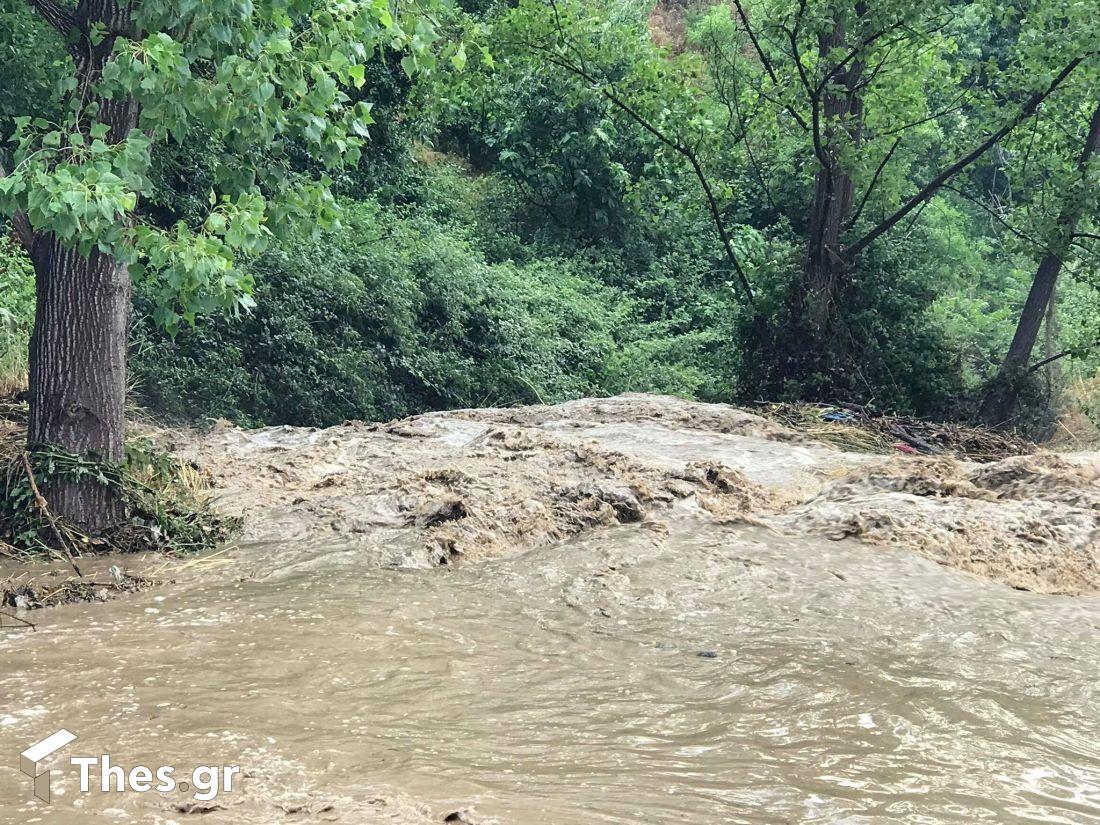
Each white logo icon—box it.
[20,729,77,803]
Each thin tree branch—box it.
[707,34,779,215]
[1028,346,1080,373]
[732,0,778,85]
[845,55,1092,259]
[941,183,1046,249]
[0,610,36,631]
[534,46,756,304]
[873,96,970,139]
[846,136,901,230]
[784,24,826,168]
[813,15,914,97]
[709,20,808,131]
[708,4,805,129]
[756,87,811,132]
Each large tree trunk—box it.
[978,254,1062,428]
[28,239,132,532]
[23,0,139,532]
[803,6,865,327]
[979,102,1100,428]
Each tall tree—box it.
[509,0,1097,407]
[0,0,451,531]
[979,101,1100,427]
[799,2,867,326]
[729,0,1094,329]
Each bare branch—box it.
[941,183,1045,249]
[531,45,756,305]
[814,16,912,97]
[846,136,901,230]
[1027,343,1097,374]
[732,0,778,86]
[708,21,809,131]
[873,97,970,139]
[784,24,826,168]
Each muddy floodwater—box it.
[2,395,1099,823]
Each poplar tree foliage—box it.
[0,0,459,531]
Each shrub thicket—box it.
[130,164,736,426]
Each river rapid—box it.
[2,395,1098,824]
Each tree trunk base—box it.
[42,475,126,535]
[28,236,131,535]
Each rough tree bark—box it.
[23,0,139,532]
[979,101,1100,428]
[803,6,865,326]
[28,240,132,529]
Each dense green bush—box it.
[0,236,34,395]
[733,199,1037,416]
[9,0,1096,431]
[131,177,727,426]
[132,143,1048,425]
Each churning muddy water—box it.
[2,396,1099,823]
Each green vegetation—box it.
[130,160,740,425]
[0,0,468,534]
[0,0,1098,544]
[0,430,238,561]
[0,236,34,396]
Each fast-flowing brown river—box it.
[2,396,1099,823]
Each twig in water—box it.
[20,452,83,578]
[0,610,35,631]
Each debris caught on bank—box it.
[1,567,158,610]
[780,453,1100,595]
[0,399,237,611]
[758,402,1034,461]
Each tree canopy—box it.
[0,0,476,330]
[0,0,1098,536]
